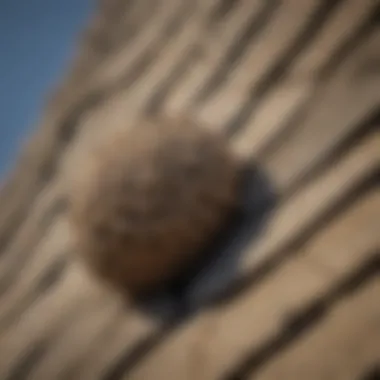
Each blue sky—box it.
[0,0,94,177]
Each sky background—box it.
[0,0,94,177]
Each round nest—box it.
[68,116,241,298]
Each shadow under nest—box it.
[127,162,277,318]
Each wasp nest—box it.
[68,116,241,298]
